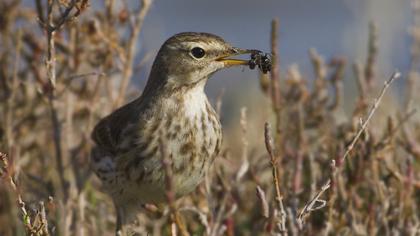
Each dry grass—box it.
[1,1,419,235]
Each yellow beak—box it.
[216,48,257,67]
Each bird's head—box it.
[146,32,254,92]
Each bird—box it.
[90,32,256,233]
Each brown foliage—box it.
[0,1,419,235]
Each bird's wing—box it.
[91,100,142,155]
[90,97,161,177]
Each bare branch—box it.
[114,0,153,108]
[270,18,283,149]
[256,185,270,218]
[264,122,287,235]
[297,71,400,227]
[341,71,400,164]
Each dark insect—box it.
[248,51,272,74]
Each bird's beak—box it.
[216,48,257,67]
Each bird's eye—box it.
[190,47,206,59]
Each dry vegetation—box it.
[1,0,420,235]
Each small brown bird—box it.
[91,32,256,232]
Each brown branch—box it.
[297,71,400,227]
[405,1,420,111]
[256,185,270,218]
[39,201,50,236]
[328,57,346,111]
[38,0,89,203]
[236,107,249,182]
[5,29,22,150]
[264,122,287,235]
[384,160,420,189]
[113,0,153,108]
[365,22,378,90]
[1,152,48,234]
[42,0,77,202]
[297,176,331,228]
[309,48,327,84]
[375,109,417,150]
[353,62,367,101]
[179,207,210,235]
[341,71,400,164]
[270,18,283,150]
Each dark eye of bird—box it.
[191,47,206,59]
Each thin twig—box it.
[406,0,420,111]
[296,167,331,228]
[365,22,378,90]
[236,107,249,182]
[39,201,50,236]
[353,62,367,101]
[5,29,22,149]
[264,122,287,235]
[42,0,75,202]
[114,0,153,108]
[256,185,270,218]
[1,152,38,234]
[270,18,283,149]
[179,207,210,235]
[297,71,401,227]
[341,71,400,164]
[39,0,88,203]
[327,57,346,111]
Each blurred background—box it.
[138,1,408,78]
[20,0,415,122]
[139,0,411,79]
[134,0,415,137]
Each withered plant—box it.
[0,1,419,235]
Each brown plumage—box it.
[90,32,254,232]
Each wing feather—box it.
[91,100,142,155]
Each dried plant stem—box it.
[405,0,420,111]
[37,0,87,202]
[326,158,338,228]
[399,122,420,159]
[264,123,287,235]
[43,0,75,202]
[179,207,210,234]
[365,22,378,90]
[1,152,50,235]
[353,62,367,101]
[328,58,345,111]
[309,48,327,84]
[236,107,249,182]
[292,104,305,195]
[341,71,400,163]
[210,190,230,236]
[297,71,401,226]
[385,162,420,189]
[297,178,330,228]
[114,0,153,108]
[270,19,283,149]
[269,21,286,215]
[39,201,50,236]
[256,186,270,219]
[5,29,22,149]
[48,99,67,200]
